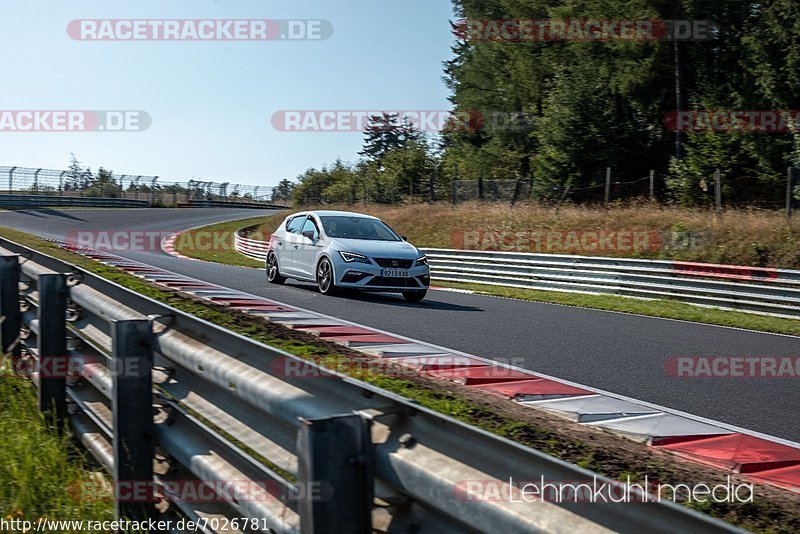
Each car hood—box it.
[330,238,420,259]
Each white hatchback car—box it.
[266,210,431,302]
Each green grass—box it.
[1,226,798,532]
[0,370,113,526]
[436,281,800,336]
[171,216,269,268]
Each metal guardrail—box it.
[0,237,738,533]
[421,248,800,318]
[182,200,287,210]
[0,194,149,208]
[232,228,800,318]
[235,226,271,262]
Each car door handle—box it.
[293,244,299,249]
[277,241,283,246]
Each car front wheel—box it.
[316,257,337,295]
[266,252,286,284]
[402,290,427,303]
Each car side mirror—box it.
[302,230,316,240]
[401,235,408,241]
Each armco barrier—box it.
[0,236,739,533]
[0,194,149,208]
[231,229,800,318]
[76,238,800,496]
[421,248,800,317]
[235,225,272,261]
[180,200,288,209]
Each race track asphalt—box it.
[1,207,797,441]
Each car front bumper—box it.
[332,258,430,292]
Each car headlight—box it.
[415,256,429,267]
[339,251,371,264]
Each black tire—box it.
[402,290,427,303]
[316,257,337,295]
[266,252,286,284]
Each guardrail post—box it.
[297,414,372,534]
[37,273,67,429]
[7,166,16,194]
[787,167,795,220]
[0,254,21,361]
[111,319,154,523]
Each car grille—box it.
[373,258,414,268]
[366,277,421,288]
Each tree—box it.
[359,113,423,163]
[64,153,84,191]
[272,179,295,202]
[85,167,121,197]
[444,0,800,206]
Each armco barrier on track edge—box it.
[3,236,747,533]
[51,234,798,496]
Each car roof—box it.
[288,210,380,220]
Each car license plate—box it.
[382,268,409,278]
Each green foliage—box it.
[291,116,436,206]
[0,368,113,524]
[359,113,423,162]
[271,179,294,202]
[442,0,800,206]
[281,1,800,208]
[84,167,122,198]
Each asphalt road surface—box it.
[1,207,797,441]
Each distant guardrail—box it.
[180,200,288,209]
[0,194,149,208]
[231,228,800,318]
[0,237,736,533]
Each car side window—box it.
[302,217,320,240]
[286,216,306,234]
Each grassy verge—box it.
[0,370,113,526]
[1,225,799,532]
[436,281,800,336]
[171,216,269,268]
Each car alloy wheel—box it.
[267,252,286,284]
[317,257,337,295]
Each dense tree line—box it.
[290,114,437,205]
[444,0,800,206]
[291,0,800,208]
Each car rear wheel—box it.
[266,252,286,284]
[402,290,427,303]
[317,257,337,295]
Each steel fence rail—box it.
[0,236,738,533]
[231,229,800,318]
[0,194,149,208]
[0,165,290,208]
[235,226,271,262]
[420,248,800,318]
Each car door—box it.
[294,215,323,279]
[281,215,307,275]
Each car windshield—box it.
[319,216,401,241]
